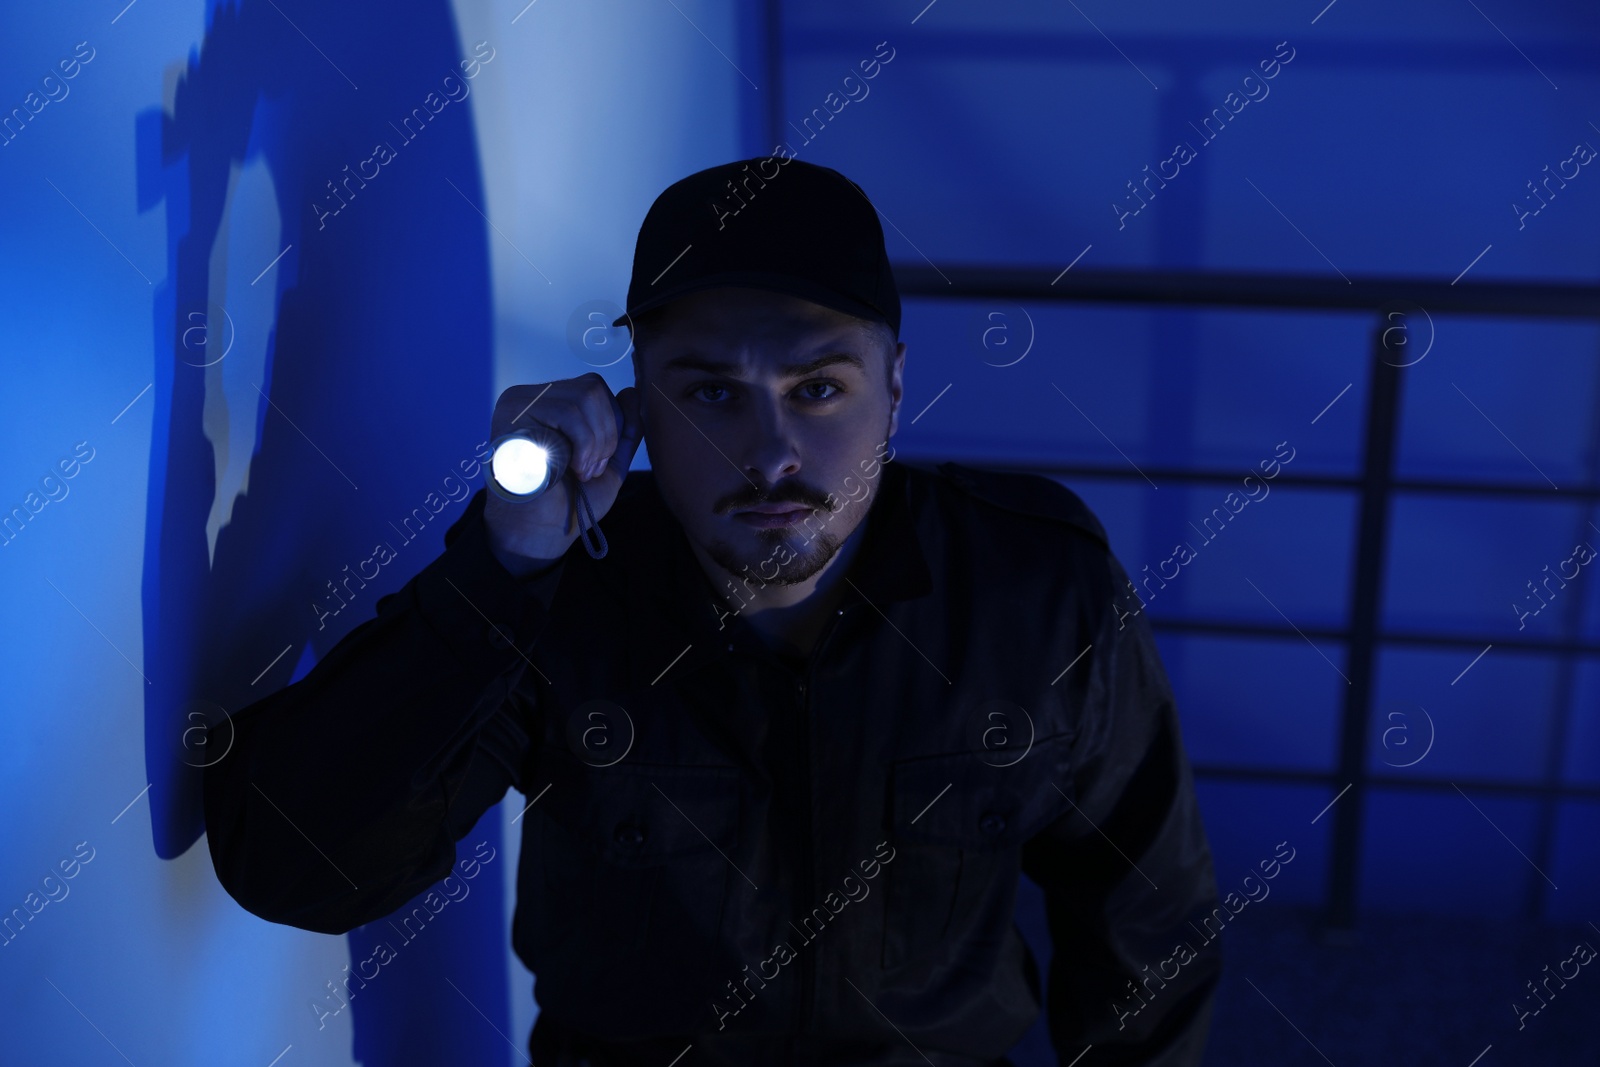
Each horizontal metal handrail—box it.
[1186,763,1600,802]
[898,453,1600,501]
[893,264,1600,319]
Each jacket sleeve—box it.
[203,486,566,935]
[1020,552,1221,1066]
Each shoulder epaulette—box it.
[936,461,1109,551]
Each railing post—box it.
[1322,307,1410,932]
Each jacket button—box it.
[486,622,515,649]
[613,824,647,847]
[979,812,1007,836]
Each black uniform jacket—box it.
[204,456,1221,1067]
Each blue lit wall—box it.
[0,0,743,1063]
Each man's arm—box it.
[1020,554,1222,1067]
[203,486,565,935]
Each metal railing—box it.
[894,262,1600,928]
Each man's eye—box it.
[798,380,843,401]
[690,383,731,403]
[688,381,844,404]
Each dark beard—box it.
[706,413,893,591]
[706,512,846,588]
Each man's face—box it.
[632,286,905,592]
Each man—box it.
[205,157,1221,1066]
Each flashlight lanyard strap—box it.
[572,479,608,559]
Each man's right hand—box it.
[482,372,645,578]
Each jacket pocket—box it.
[881,731,1073,970]
[520,745,742,967]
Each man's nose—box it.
[737,407,802,487]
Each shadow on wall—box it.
[137,1,510,1061]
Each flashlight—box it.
[486,423,609,559]
[487,425,572,502]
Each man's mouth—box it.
[732,502,813,528]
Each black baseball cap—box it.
[612,156,902,338]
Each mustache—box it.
[719,483,832,513]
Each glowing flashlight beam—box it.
[492,437,552,496]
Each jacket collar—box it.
[598,458,933,684]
